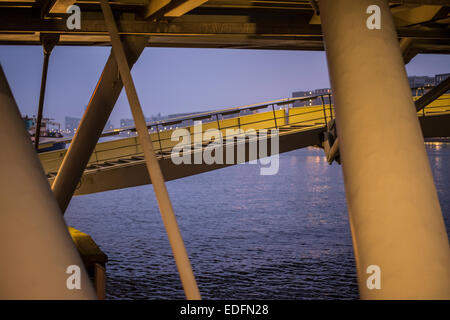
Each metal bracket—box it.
[321,119,340,165]
[40,33,60,55]
[309,0,320,15]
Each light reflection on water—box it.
[65,144,450,300]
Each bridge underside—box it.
[0,0,449,55]
[58,126,323,195]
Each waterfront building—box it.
[65,116,81,134]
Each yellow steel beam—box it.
[41,0,77,15]
[391,5,443,27]
[143,0,208,19]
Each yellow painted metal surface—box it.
[40,109,286,174]
[288,105,333,127]
[240,109,285,131]
[39,95,450,177]
[414,94,450,115]
[68,227,107,267]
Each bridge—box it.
[1,0,450,300]
[38,93,450,195]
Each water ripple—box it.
[65,146,450,300]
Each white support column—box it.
[100,0,201,300]
[0,65,96,299]
[318,0,450,299]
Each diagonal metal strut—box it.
[415,76,450,112]
[100,0,201,300]
[35,33,59,151]
[51,35,148,213]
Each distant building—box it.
[314,88,332,105]
[65,116,81,134]
[408,76,435,93]
[435,73,449,84]
[65,116,113,134]
[120,117,153,128]
[435,73,450,94]
[292,90,313,107]
[408,73,450,96]
[315,88,332,95]
[292,88,331,107]
[120,118,134,128]
[292,72,449,104]
[167,112,202,118]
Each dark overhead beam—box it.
[400,37,419,64]
[143,0,208,20]
[41,0,77,17]
[308,0,319,15]
[400,6,449,64]
[200,1,312,10]
[390,0,450,4]
[0,11,448,39]
[0,12,323,36]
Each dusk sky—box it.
[0,46,449,127]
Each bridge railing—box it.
[39,93,450,175]
[83,94,335,166]
[416,95,450,116]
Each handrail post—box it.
[100,0,201,300]
[271,104,278,129]
[320,95,327,125]
[95,148,99,164]
[155,124,163,154]
[421,88,425,116]
[215,114,221,132]
[328,94,333,120]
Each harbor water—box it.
[65,143,450,299]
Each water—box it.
[65,144,450,300]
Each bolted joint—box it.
[321,119,340,165]
[40,33,60,55]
